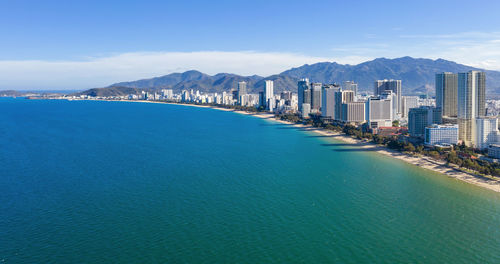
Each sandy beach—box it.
[66,99,500,193]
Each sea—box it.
[0,97,499,263]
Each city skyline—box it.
[1,0,500,89]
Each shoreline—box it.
[66,98,500,193]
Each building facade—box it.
[476,117,500,149]
[488,144,500,159]
[408,106,442,138]
[341,102,365,123]
[297,78,309,112]
[264,80,274,109]
[402,96,419,118]
[335,90,355,120]
[321,86,337,119]
[343,81,358,96]
[237,81,247,104]
[457,71,486,146]
[374,79,402,115]
[435,72,458,118]
[425,124,459,146]
[311,83,322,112]
[366,97,393,128]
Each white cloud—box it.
[3,32,500,91]
[0,51,335,90]
[331,31,500,72]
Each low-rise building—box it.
[425,124,459,146]
[373,126,408,137]
[488,144,500,159]
[476,117,500,149]
[341,102,365,124]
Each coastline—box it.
[67,98,500,193]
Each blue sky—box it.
[1,0,500,90]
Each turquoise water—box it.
[0,98,499,263]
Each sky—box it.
[1,0,500,90]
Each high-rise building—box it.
[311,83,322,112]
[321,86,338,118]
[334,90,355,120]
[161,89,174,99]
[374,79,402,115]
[258,91,265,107]
[366,97,393,128]
[457,71,486,146]
[297,78,309,112]
[425,124,459,146]
[408,106,442,138]
[380,90,398,117]
[302,103,311,119]
[341,102,365,123]
[435,72,458,118]
[303,89,311,106]
[402,96,419,118]
[264,80,274,109]
[475,117,500,149]
[343,81,358,96]
[237,81,247,104]
[280,91,292,101]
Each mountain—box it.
[112,70,212,89]
[281,56,500,95]
[108,70,264,94]
[77,57,500,96]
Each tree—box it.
[392,120,400,127]
[416,145,424,153]
[428,151,440,159]
[404,143,416,152]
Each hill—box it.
[74,86,147,97]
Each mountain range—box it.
[76,57,500,96]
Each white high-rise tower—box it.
[457,71,486,146]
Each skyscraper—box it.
[303,89,311,106]
[343,81,358,96]
[311,83,322,112]
[321,86,338,118]
[334,90,354,120]
[457,71,486,146]
[374,79,402,115]
[280,91,292,101]
[297,78,309,112]
[264,80,274,109]
[435,72,458,118]
[237,81,247,105]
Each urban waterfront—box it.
[0,98,499,263]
